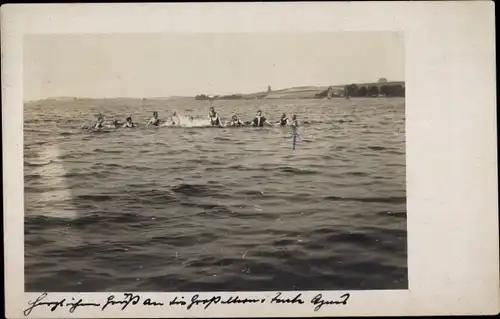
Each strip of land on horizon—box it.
[26,80,405,102]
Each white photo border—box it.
[2,2,498,317]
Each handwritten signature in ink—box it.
[310,293,350,311]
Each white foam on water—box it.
[161,115,214,128]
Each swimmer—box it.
[123,116,136,128]
[252,110,271,127]
[290,114,299,128]
[146,111,160,127]
[227,114,245,127]
[208,106,222,127]
[276,113,289,126]
[94,115,104,129]
[290,114,300,150]
[169,111,180,126]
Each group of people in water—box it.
[89,106,299,130]
[207,107,298,128]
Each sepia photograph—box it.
[23,32,407,292]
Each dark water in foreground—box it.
[24,97,407,292]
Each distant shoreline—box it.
[25,81,405,103]
[195,81,405,101]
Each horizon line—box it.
[24,80,405,103]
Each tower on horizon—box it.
[267,85,272,92]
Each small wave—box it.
[196,205,233,215]
[73,212,157,229]
[302,120,323,125]
[98,212,151,224]
[24,174,43,181]
[127,189,178,205]
[367,146,386,151]
[24,185,43,193]
[235,190,266,197]
[151,232,218,247]
[25,118,55,124]
[92,148,123,154]
[323,195,406,204]
[59,132,77,136]
[26,211,160,231]
[344,171,370,177]
[325,231,375,245]
[273,193,313,202]
[228,164,246,170]
[213,137,233,142]
[179,201,256,218]
[73,190,177,206]
[211,165,274,173]
[180,202,219,209]
[64,171,109,179]
[280,166,318,175]
[27,140,49,146]
[377,211,407,218]
[25,215,70,231]
[171,183,216,197]
[86,129,113,134]
[385,150,404,155]
[24,160,54,167]
[345,261,405,276]
[320,154,336,160]
[331,146,346,151]
[75,194,114,202]
[188,158,223,166]
[56,153,82,160]
[102,163,153,171]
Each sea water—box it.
[24,97,407,292]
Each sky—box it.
[24,32,404,101]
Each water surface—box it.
[24,97,407,292]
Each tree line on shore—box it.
[315,84,405,98]
[342,83,405,98]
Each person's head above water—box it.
[126,117,132,122]
[281,113,287,119]
[292,114,297,120]
[209,106,215,113]
[232,114,238,121]
[172,111,177,116]
[256,110,262,116]
[153,111,158,118]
